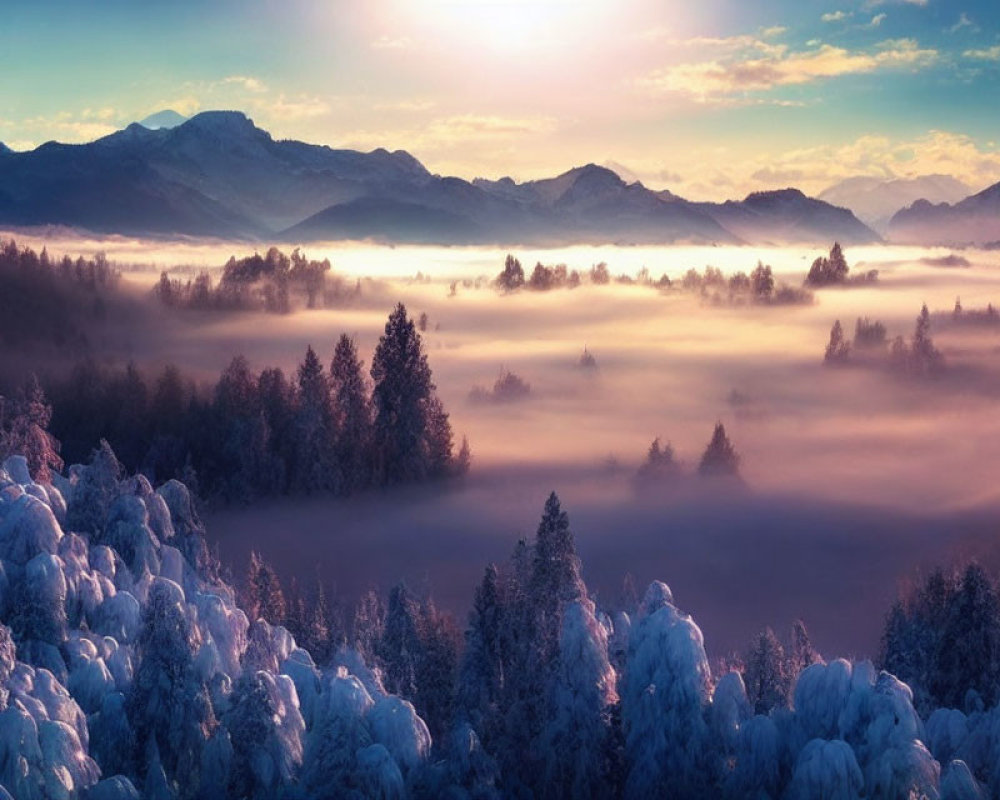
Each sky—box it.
[3,0,1000,199]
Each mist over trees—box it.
[0,238,123,353]
[156,246,360,313]
[632,423,743,493]
[33,304,467,501]
[0,430,999,797]
[805,242,878,288]
[823,304,945,377]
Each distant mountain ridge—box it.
[138,109,188,130]
[819,174,972,233]
[888,181,1000,246]
[0,110,880,246]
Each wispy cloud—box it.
[964,45,1000,61]
[821,11,851,23]
[222,75,267,93]
[371,35,412,51]
[948,13,977,34]
[866,14,888,28]
[637,38,938,103]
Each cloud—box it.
[336,114,559,164]
[221,75,267,93]
[867,13,887,28]
[740,130,1000,196]
[948,13,977,34]
[822,11,851,23]
[637,38,938,102]
[253,94,331,120]
[371,35,412,50]
[964,45,1000,61]
[423,114,558,143]
[373,99,437,113]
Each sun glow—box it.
[406,0,609,52]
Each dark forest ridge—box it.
[0,110,881,247]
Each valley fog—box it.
[11,232,1000,656]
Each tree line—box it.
[156,246,361,313]
[6,304,469,501]
[824,304,944,377]
[0,238,121,351]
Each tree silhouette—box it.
[698,423,741,479]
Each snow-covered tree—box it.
[540,597,618,798]
[622,582,714,799]
[66,439,123,536]
[1,374,63,483]
[127,579,217,795]
[242,550,287,625]
[743,627,791,715]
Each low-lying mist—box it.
[8,229,1000,658]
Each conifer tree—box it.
[698,423,741,479]
[371,304,435,485]
[294,345,336,492]
[5,373,63,482]
[330,334,372,493]
[824,320,850,364]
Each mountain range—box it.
[818,175,972,234]
[0,110,883,246]
[888,183,1000,246]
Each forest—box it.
[0,440,995,798]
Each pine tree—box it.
[743,628,791,714]
[934,563,1000,708]
[787,619,820,679]
[330,334,372,493]
[128,581,217,791]
[294,345,336,492]
[541,597,618,798]
[698,422,741,479]
[244,551,287,625]
[496,254,525,291]
[634,437,680,490]
[5,373,63,482]
[824,320,850,364]
[458,565,505,737]
[66,439,123,536]
[530,492,586,667]
[352,588,386,666]
[911,303,943,376]
[371,304,434,485]
[378,582,423,700]
[424,394,455,478]
[415,598,460,741]
[750,261,774,301]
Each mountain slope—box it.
[888,181,1000,245]
[698,189,881,245]
[819,175,972,233]
[0,112,878,245]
